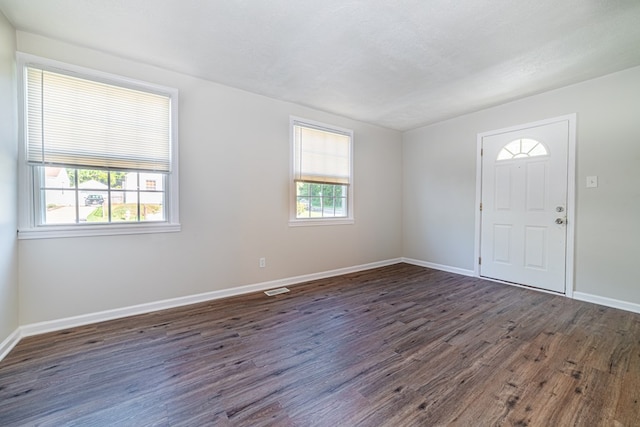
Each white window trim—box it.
[16,53,180,239]
[289,116,354,227]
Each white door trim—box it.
[474,114,576,297]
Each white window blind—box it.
[26,66,172,172]
[293,121,351,185]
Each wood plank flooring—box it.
[1,263,639,426]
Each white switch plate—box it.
[586,176,598,188]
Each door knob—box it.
[555,218,566,225]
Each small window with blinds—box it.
[18,54,180,238]
[290,117,353,224]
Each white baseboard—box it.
[19,258,403,339]
[402,257,475,277]
[573,291,640,315]
[0,328,21,362]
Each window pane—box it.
[497,150,512,161]
[140,193,165,221]
[324,196,335,209]
[110,171,127,189]
[44,167,74,189]
[296,182,314,218]
[322,184,334,198]
[110,191,136,222]
[504,140,520,155]
[297,181,309,197]
[76,168,110,189]
[310,197,322,216]
[111,191,125,205]
[520,138,538,153]
[43,189,77,224]
[84,191,109,223]
[309,183,322,197]
[529,143,548,157]
[111,203,138,222]
[142,173,163,191]
[296,198,310,218]
[335,197,347,217]
[42,166,76,224]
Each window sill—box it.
[18,222,181,240]
[288,218,354,227]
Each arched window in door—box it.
[497,138,548,160]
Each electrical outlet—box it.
[259,257,266,268]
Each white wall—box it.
[16,32,403,325]
[0,13,18,344]
[404,65,640,305]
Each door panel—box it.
[492,225,512,264]
[495,166,512,210]
[480,120,568,293]
[525,162,546,211]
[524,226,546,269]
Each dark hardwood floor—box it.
[1,263,639,426]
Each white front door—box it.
[480,120,569,293]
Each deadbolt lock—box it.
[556,206,564,212]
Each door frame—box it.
[473,114,576,297]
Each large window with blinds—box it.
[290,117,353,225]
[18,54,179,238]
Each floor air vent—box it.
[264,287,290,296]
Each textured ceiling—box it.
[1,0,640,131]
